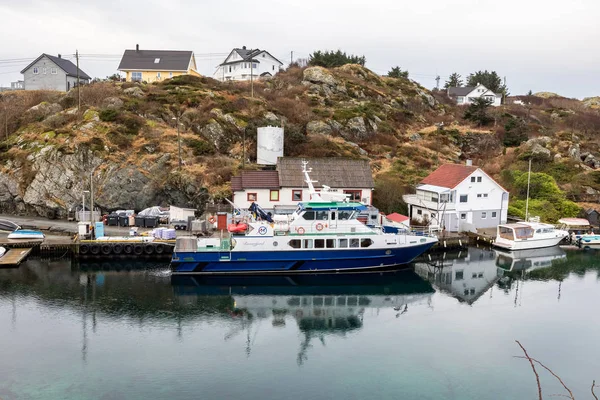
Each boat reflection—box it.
[494,247,567,272]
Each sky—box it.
[1,0,599,98]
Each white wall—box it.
[213,51,282,81]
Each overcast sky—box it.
[1,0,599,98]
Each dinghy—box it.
[0,246,6,258]
[0,219,20,232]
[7,230,45,240]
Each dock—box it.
[0,248,33,267]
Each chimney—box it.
[242,46,246,50]
[466,159,473,166]
[136,44,139,52]
[58,54,61,58]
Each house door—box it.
[67,81,71,91]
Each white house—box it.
[402,162,509,232]
[213,46,284,81]
[231,158,375,212]
[447,84,502,106]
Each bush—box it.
[186,138,214,156]
[503,117,528,147]
[99,108,118,122]
[308,50,366,67]
[116,113,144,135]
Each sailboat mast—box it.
[524,158,532,221]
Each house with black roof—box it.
[213,46,283,81]
[447,84,501,106]
[20,54,91,92]
[118,44,200,83]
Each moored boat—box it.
[494,246,567,272]
[0,246,6,258]
[493,221,568,251]
[577,234,600,248]
[171,162,438,274]
[0,219,20,232]
[7,229,45,240]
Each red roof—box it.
[420,164,479,189]
[387,213,409,223]
[231,170,280,191]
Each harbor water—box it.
[1,246,599,400]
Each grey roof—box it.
[447,86,476,96]
[118,49,194,71]
[219,48,284,66]
[277,158,374,188]
[20,53,91,80]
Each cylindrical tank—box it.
[257,126,284,165]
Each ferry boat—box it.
[493,221,568,251]
[171,162,438,274]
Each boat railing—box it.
[409,226,440,237]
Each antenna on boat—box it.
[302,160,323,201]
[524,158,531,221]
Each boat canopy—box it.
[299,201,367,211]
[558,218,590,227]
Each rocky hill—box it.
[0,65,599,220]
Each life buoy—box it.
[208,216,216,224]
[316,223,324,231]
[297,227,305,235]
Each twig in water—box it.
[592,380,598,400]
[513,356,574,399]
[516,340,543,400]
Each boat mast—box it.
[302,160,323,201]
[524,158,532,221]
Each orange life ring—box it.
[208,216,216,224]
[316,223,324,231]
[297,227,305,235]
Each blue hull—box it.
[171,242,436,274]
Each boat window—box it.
[514,227,534,239]
[350,238,359,248]
[302,211,315,220]
[338,238,348,248]
[339,211,353,220]
[304,239,313,249]
[347,296,358,306]
[288,297,301,306]
[536,229,541,233]
[330,212,336,220]
[358,297,371,306]
[316,211,328,220]
[337,297,346,306]
[326,239,335,248]
[499,226,515,240]
[313,297,324,306]
[289,239,302,249]
[360,238,373,248]
[315,239,325,248]
[324,297,334,306]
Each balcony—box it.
[403,195,456,211]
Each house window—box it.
[43,67,47,74]
[477,194,482,198]
[154,58,160,64]
[169,72,173,77]
[457,97,464,104]
[482,212,487,219]
[229,66,232,73]
[471,177,476,183]
[460,195,468,203]
[51,68,57,74]
[477,177,482,182]
[417,209,422,215]
[33,67,39,74]
[292,190,302,202]
[270,190,279,202]
[455,270,464,280]
[461,213,467,220]
[483,193,488,198]
[157,72,161,78]
[247,192,257,202]
[263,54,265,58]
[272,65,275,70]
[252,63,257,68]
[131,72,142,82]
[492,212,497,218]
[344,190,362,202]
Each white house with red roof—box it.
[403,161,509,232]
[386,213,410,229]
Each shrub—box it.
[116,113,144,135]
[99,108,118,122]
[186,138,214,156]
[308,50,366,67]
[503,117,528,147]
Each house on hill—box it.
[118,45,200,83]
[231,158,374,212]
[213,46,283,81]
[403,162,509,232]
[20,54,91,91]
[447,84,501,106]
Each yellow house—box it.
[118,44,201,83]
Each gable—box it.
[21,54,91,80]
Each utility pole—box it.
[250,59,254,98]
[76,50,81,110]
[435,75,440,90]
[90,170,94,223]
[290,51,294,66]
[242,128,246,170]
[503,76,507,105]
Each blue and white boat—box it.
[171,162,437,274]
[7,229,45,240]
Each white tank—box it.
[257,126,284,165]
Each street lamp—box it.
[172,116,182,169]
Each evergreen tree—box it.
[308,50,366,68]
[387,66,409,79]
[527,90,533,96]
[463,97,493,126]
[466,70,508,95]
[444,72,463,88]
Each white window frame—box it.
[154,58,160,64]
[460,195,468,203]
[51,68,57,74]
[131,72,143,82]
[492,212,497,218]
[157,72,161,78]
[460,213,466,220]
[33,67,39,74]
[471,177,476,183]
[477,177,482,183]
[481,212,487,219]
[43,67,47,74]
[483,193,488,198]
[169,72,173,78]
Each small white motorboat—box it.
[578,234,600,248]
[7,230,45,240]
[0,246,6,258]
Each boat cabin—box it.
[498,224,534,241]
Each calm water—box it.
[1,246,599,400]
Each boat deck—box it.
[0,248,32,267]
